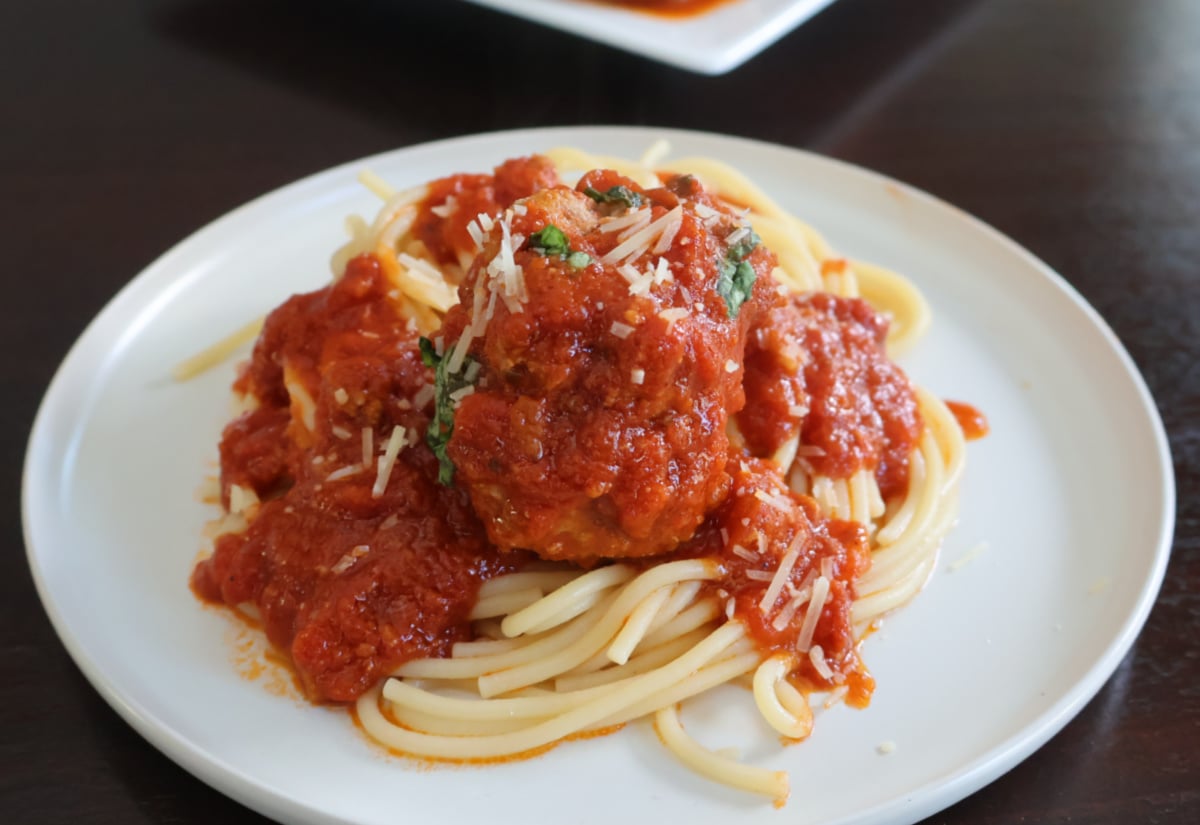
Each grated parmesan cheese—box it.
[753,489,790,511]
[758,532,804,614]
[449,385,476,404]
[795,576,830,651]
[725,225,751,247]
[731,545,758,562]
[809,645,834,680]
[771,571,816,631]
[658,308,689,327]
[610,321,635,339]
[413,384,435,409]
[326,464,361,482]
[372,426,406,498]
[600,207,651,234]
[602,206,683,266]
[361,428,374,468]
[330,544,371,575]
[651,256,673,284]
[429,196,457,218]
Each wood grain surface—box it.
[2,0,1196,822]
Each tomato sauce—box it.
[739,292,922,500]
[592,0,737,19]
[192,255,524,702]
[681,459,874,702]
[413,156,561,266]
[946,399,990,441]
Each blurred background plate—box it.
[460,0,840,74]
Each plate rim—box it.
[22,124,1176,825]
[460,0,841,75]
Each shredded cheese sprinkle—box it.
[731,545,758,562]
[658,308,689,327]
[759,532,804,614]
[610,321,635,339]
[326,464,361,482]
[371,426,406,498]
[330,544,371,575]
[795,576,830,651]
[809,645,834,681]
[413,384,435,409]
[361,428,374,468]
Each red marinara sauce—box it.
[593,0,736,18]
[413,156,561,266]
[191,255,524,702]
[738,292,923,501]
[682,459,875,705]
[945,400,990,441]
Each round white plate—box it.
[23,127,1174,825]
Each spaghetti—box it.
[191,143,970,807]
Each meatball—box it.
[432,170,779,561]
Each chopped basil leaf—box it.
[528,224,590,270]
[584,185,644,209]
[528,225,571,257]
[418,336,475,486]
[716,229,761,318]
[418,336,440,368]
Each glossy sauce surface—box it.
[739,292,923,500]
[946,400,990,441]
[192,256,522,702]
[685,458,874,702]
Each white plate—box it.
[461,0,839,74]
[23,126,1174,825]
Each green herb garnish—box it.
[716,229,761,317]
[528,225,571,257]
[528,224,591,270]
[418,337,475,486]
[584,185,644,209]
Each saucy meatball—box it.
[433,168,779,561]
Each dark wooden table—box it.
[3,0,1196,822]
